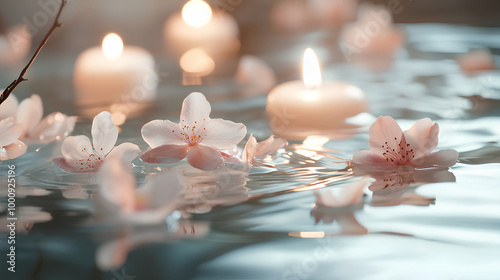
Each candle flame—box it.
[303,48,322,88]
[182,0,213,27]
[102,33,123,60]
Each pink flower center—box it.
[76,147,104,171]
[381,137,415,165]
[175,119,208,146]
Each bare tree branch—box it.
[0,0,67,106]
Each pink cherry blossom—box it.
[241,134,287,165]
[141,92,247,171]
[0,94,75,144]
[351,116,459,171]
[94,159,182,225]
[53,111,140,173]
[0,117,27,160]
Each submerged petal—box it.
[137,171,182,210]
[187,145,223,171]
[91,111,118,156]
[403,118,439,159]
[202,118,247,150]
[140,144,189,164]
[98,160,136,214]
[180,92,211,127]
[16,94,43,137]
[141,119,184,148]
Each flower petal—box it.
[403,118,439,159]
[180,92,211,127]
[29,113,75,143]
[141,119,184,148]
[0,117,22,147]
[0,94,18,120]
[0,140,27,160]
[140,144,189,164]
[187,145,223,171]
[255,135,286,158]
[241,134,257,163]
[61,135,93,163]
[412,149,459,168]
[53,157,95,173]
[91,111,118,156]
[368,116,404,156]
[107,142,141,163]
[97,159,136,214]
[95,236,130,271]
[16,94,43,136]
[202,118,247,150]
[351,150,390,166]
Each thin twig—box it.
[0,0,67,106]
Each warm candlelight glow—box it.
[180,48,215,76]
[182,0,213,27]
[288,231,326,238]
[303,48,322,88]
[102,33,123,60]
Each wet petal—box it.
[16,94,43,137]
[91,111,118,156]
[241,134,257,163]
[412,149,459,168]
[29,112,75,143]
[107,142,141,163]
[61,135,93,163]
[140,144,189,164]
[368,116,404,156]
[255,135,286,158]
[202,118,247,150]
[0,117,22,146]
[187,145,223,171]
[95,236,130,271]
[141,119,184,148]
[180,92,211,127]
[0,140,27,160]
[403,118,439,159]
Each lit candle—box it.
[0,24,31,67]
[266,48,368,140]
[164,0,239,57]
[73,33,157,118]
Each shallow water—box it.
[1,23,500,280]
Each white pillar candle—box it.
[266,48,368,140]
[73,33,157,118]
[0,24,31,67]
[164,0,240,57]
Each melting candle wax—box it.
[266,48,369,140]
